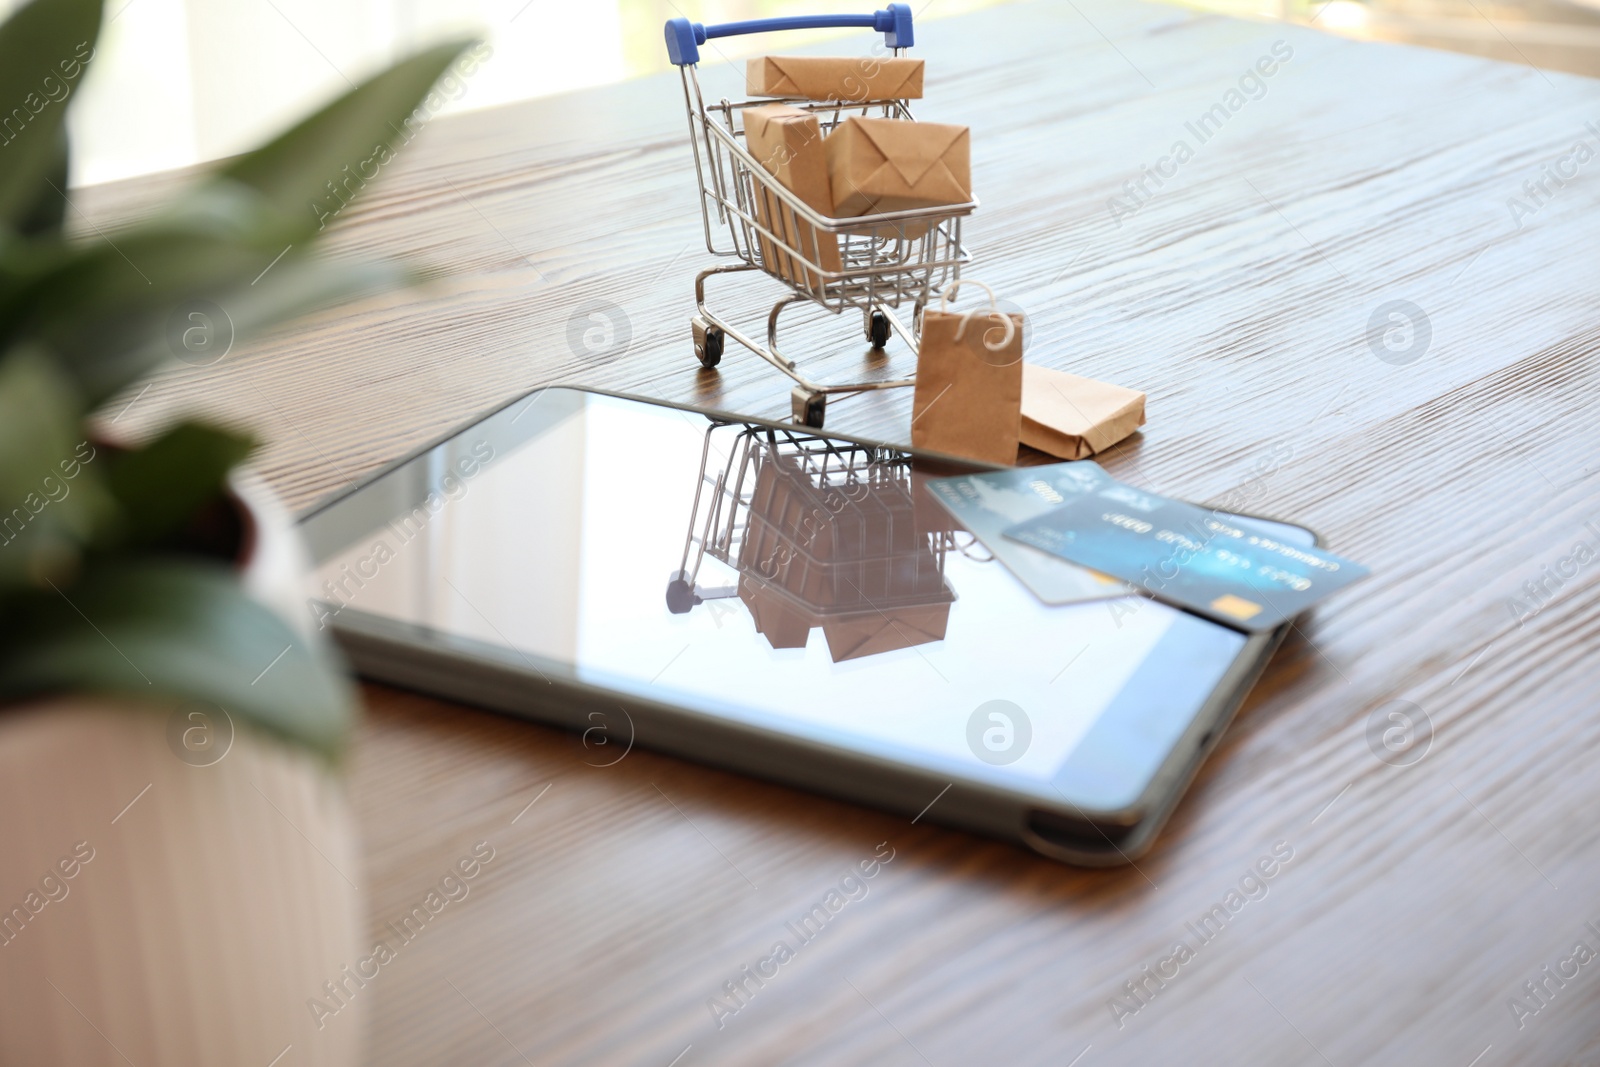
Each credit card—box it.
[924,464,1133,604]
[1001,481,1369,631]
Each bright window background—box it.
[1178,0,1600,79]
[10,0,1584,187]
[0,0,1005,187]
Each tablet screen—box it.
[300,389,1257,810]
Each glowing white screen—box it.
[309,392,1242,794]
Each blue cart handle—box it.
[665,5,913,67]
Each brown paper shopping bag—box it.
[911,281,1023,465]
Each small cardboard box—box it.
[1020,364,1146,459]
[825,116,971,218]
[747,55,923,101]
[743,104,842,287]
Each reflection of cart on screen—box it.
[666,423,967,662]
[664,6,975,428]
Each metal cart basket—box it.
[664,6,976,428]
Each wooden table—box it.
[89,0,1600,1062]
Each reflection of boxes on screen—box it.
[747,55,924,102]
[739,579,814,650]
[819,604,950,662]
[735,450,952,663]
[825,116,971,218]
[743,104,841,288]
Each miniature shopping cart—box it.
[664,6,976,428]
[666,421,965,662]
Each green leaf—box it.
[9,218,285,322]
[0,213,407,403]
[13,122,70,237]
[104,421,256,549]
[201,251,414,342]
[0,231,267,401]
[0,176,415,402]
[0,345,109,590]
[62,250,411,405]
[0,37,472,402]
[0,0,100,230]
[0,559,355,761]
[220,39,476,239]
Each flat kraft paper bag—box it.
[747,55,924,101]
[743,104,841,288]
[1020,364,1146,459]
[912,303,1023,465]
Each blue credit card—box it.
[925,464,1133,604]
[1002,480,1369,631]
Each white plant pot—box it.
[0,473,365,1066]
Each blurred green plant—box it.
[0,0,475,760]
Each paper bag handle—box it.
[938,279,1017,353]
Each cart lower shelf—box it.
[688,263,921,429]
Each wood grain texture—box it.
[76,0,1600,1062]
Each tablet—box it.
[298,387,1310,865]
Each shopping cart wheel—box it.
[692,316,723,369]
[665,570,699,614]
[866,310,891,349]
[791,387,826,429]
